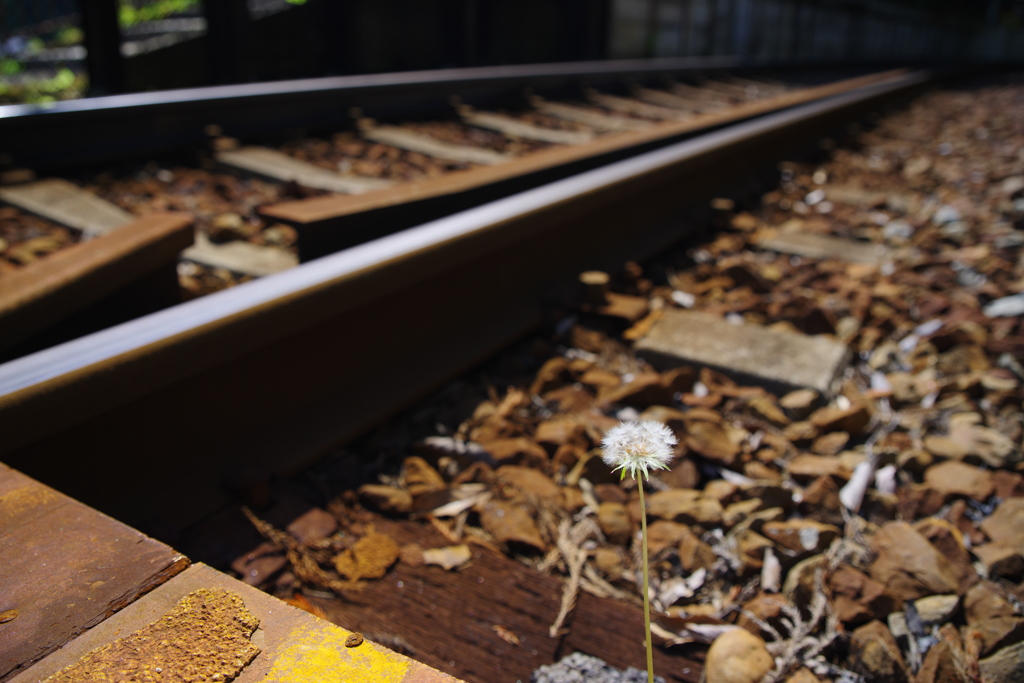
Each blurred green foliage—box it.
[52,26,84,46]
[118,0,202,28]
[0,59,22,75]
[0,68,86,105]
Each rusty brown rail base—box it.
[0,213,194,357]
[0,70,929,537]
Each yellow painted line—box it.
[263,623,411,683]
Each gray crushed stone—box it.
[531,652,666,683]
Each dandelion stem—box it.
[638,477,654,683]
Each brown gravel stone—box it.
[916,640,969,683]
[980,498,1024,548]
[979,641,1024,683]
[534,419,589,453]
[645,520,692,555]
[784,669,821,683]
[357,484,413,514]
[964,581,1017,625]
[481,437,549,468]
[478,499,546,551]
[593,546,626,580]
[811,430,849,456]
[783,420,818,444]
[849,620,910,683]
[645,489,723,526]
[677,529,717,572]
[913,518,975,581]
[799,475,843,524]
[723,498,764,528]
[529,357,573,395]
[593,483,629,504]
[597,502,633,546]
[656,457,700,490]
[928,430,973,465]
[495,465,561,501]
[972,543,1024,580]
[966,617,1024,658]
[829,564,895,625]
[761,519,840,554]
[736,592,789,637]
[779,388,818,419]
[924,460,995,500]
[809,402,872,434]
[285,507,338,544]
[788,454,849,481]
[704,628,774,683]
[746,394,791,426]
[993,470,1024,499]
[868,522,973,600]
[683,420,742,467]
[332,531,401,580]
[734,529,774,574]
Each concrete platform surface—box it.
[635,309,851,396]
[13,563,463,683]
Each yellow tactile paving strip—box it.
[11,564,462,683]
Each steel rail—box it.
[0,69,929,531]
[0,56,867,169]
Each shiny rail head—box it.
[0,56,748,121]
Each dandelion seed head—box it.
[601,420,678,481]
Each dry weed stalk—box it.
[242,506,361,595]
[749,569,846,683]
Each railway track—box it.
[0,60,904,358]
[7,64,1023,683]
[0,66,929,527]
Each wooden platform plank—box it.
[0,461,188,682]
[362,126,512,166]
[0,179,133,237]
[0,212,195,353]
[531,99,652,132]
[182,233,299,277]
[216,146,394,194]
[587,92,693,121]
[306,517,702,683]
[460,110,595,145]
[11,563,462,683]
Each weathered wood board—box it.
[362,126,512,166]
[183,232,299,277]
[308,517,703,683]
[635,309,851,396]
[216,146,394,194]
[757,231,891,265]
[0,179,132,237]
[460,110,594,145]
[0,177,299,278]
[0,462,188,682]
[531,99,652,131]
